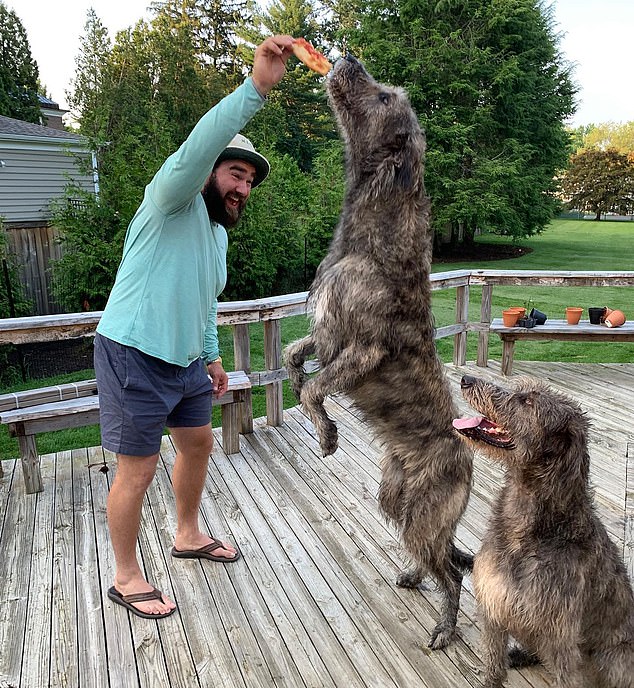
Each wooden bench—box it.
[0,370,251,494]
[489,318,634,375]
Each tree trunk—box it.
[463,221,476,247]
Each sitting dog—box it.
[454,375,634,687]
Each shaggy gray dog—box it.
[284,55,474,649]
[454,375,634,688]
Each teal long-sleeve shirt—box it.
[97,78,265,367]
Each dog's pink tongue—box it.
[452,416,484,430]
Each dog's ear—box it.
[542,409,590,487]
[366,135,421,194]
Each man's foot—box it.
[108,582,177,618]
[172,536,240,562]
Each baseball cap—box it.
[216,134,270,187]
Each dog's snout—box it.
[461,375,477,389]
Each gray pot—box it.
[529,308,547,325]
[588,307,606,325]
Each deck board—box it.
[1,361,633,687]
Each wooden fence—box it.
[3,224,63,315]
[1,269,634,427]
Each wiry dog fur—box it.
[283,55,474,649]
[454,375,634,687]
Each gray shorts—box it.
[94,333,212,456]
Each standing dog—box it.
[454,375,634,687]
[284,55,473,649]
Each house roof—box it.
[37,94,60,108]
[0,114,83,142]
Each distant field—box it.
[2,218,633,459]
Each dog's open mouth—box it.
[452,416,514,448]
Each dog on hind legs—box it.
[283,54,474,649]
[454,375,634,688]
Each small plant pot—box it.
[565,307,583,325]
[508,307,526,318]
[588,307,606,325]
[529,308,547,325]
[517,317,536,328]
[502,309,520,327]
[604,309,626,328]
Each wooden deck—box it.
[1,361,633,688]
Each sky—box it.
[9,0,634,127]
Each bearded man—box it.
[94,35,294,619]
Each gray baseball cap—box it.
[216,134,270,187]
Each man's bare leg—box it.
[107,452,176,615]
[170,425,237,559]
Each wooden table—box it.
[489,318,634,375]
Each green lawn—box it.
[2,218,633,459]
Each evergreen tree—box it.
[66,9,111,142]
[0,1,40,123]
[334,0,576,248]
[240,0,336,171]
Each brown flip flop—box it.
[107,586,176,619]
[171,537,241,563]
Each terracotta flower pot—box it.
[565,307,583,325]
[502,309,520,327]
[604,309,626,328]
[508,307,526,318]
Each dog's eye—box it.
[378,92,390,105]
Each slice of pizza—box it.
[292,38,332,76]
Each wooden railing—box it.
[2,269,634,428]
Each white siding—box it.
[0,143,95,225]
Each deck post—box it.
[477,284,492,367]
[17,432,43,493]
[264,319,283,426]
[625,441,634,582]
[233,323,254,434]
[453,285,469,366]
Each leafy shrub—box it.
[50,187,127,311]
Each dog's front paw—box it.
[428,622,455,650]
[395,570,423,589]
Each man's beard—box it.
[202,175,245,228]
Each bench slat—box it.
[0,380,98,412]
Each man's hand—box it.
[252,35,295,97]
[207,361,228,398]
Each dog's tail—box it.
[451,544,474,573]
